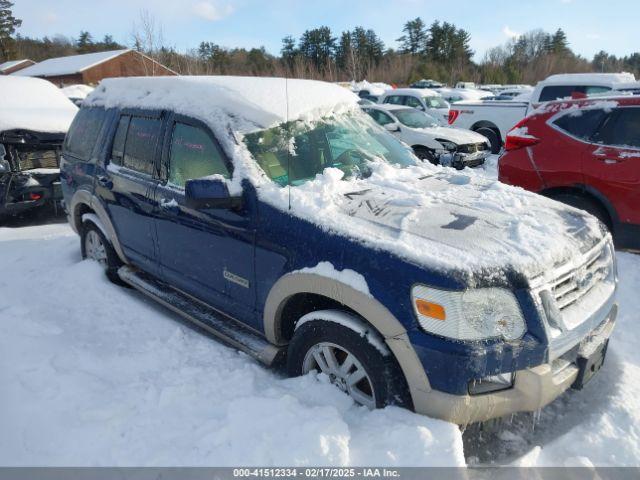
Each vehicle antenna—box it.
[286,76,291,210]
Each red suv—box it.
[499,96,640,250]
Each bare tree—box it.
[130,9,165,75]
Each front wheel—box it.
[287,314,411,409]
[475,127,501,154]
[413,146,439,165]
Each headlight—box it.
[411,285,526,341]
[436,140,457,151]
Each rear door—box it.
[100,111,164,275]
[583,106,640,225]
[153,115,257,326]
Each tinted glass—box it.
[123,116,161,175]
[539,85,612,102]
[404,96,423,108]
[168,123,230,187]
[111,115,130,166]
[394,109,439,128]
[365,109,395,126]
[64,108,107,160]
[423,97,448,109]
[384,95,404,105]
[554,109,608,140]
[595,108,640,148]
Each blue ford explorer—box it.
[61,76,617,424]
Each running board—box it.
[118,265,285,366]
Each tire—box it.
[287,315,411,410]
[413,146,439,165]
[475,127,501,154]
[549,193,612,232]
[80,221,124,284]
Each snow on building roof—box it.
[12,49,130,77]
[0,76,78,133]
[86,76,359,133]
[0,59,34,73]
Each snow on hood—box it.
[0,76,78,133]
[257,161,605,285]
[413,126,489,146]
[86,76,360,134]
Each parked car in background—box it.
[363,104,490,168]
[455,82,476,89]
[448,73,640,154]
[499,95,640,250]
[378,88,450,122]
[0,77,77,219]
[61,84,94,107]
[410,78,445,89]
[62,76,617,425]
[435,87,492,104]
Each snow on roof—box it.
[435,87,492,101]
[385,88,441,97]
[0,59,33,73]
[86,75,359,133]
[542,72,636,85]
[61,84,94,100]
[12,49,130,77]
[0,76,78,133]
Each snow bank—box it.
[61,84,94,101]
[0,224,464,466]
[0,76,78,133]
[350,80,393,96]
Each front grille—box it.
[550,245,612,311]
[457,142,488,154]
[17,150,59,171]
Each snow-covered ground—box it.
[1,157,638,466]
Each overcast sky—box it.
[13,0,639,61]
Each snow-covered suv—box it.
[61,76,617,424]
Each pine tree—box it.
[76,31,94,54]
[396,17,427,55]
[298,26,336,72]
[280,35,297,70]
[551,28,569,55]
[0,0,21,60]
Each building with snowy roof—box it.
[0,59,35,75]
[11,49,177,86]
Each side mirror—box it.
[0,144,9,173]
[0,143,6,160]
[384,123,401,133]
[185,177,242,210]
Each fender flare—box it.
[68,189,128,264]
[263,272,433,409]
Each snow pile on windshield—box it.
[0,76,78,133]
[0,224,465,467]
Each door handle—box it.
[97,176,113,189]
[599,158,622,165]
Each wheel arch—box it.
[540,184,618,230]
[263,272,433,408]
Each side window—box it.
[110,115,130,166]
[64,108,108,161]
[404,96,422,108]
[594,108,640,148]
[168,122,230,188]
[123,116,161,175]
[384,95,404,105]
[553,109,608,141]
[365,109,394,126]
[539,85,612,102]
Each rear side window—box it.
[123,116,161,175]
[539,85,611,102]
[64,108,107,160]
[384,95,405,105]
[110,115,130,165]
[168,122,230,188]
[594,107,640,148]
[553,109,608,140]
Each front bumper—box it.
[410,303,617,424]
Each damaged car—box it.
[0,77,77,219]
[62,77,617,425]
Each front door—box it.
[153,116,257,327]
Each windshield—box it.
[393,109,440,129]
[244,113,417,187]
[423,96,449,109]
